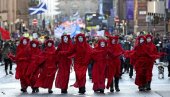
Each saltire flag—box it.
[29,2,47,15]
[0,27,11,40]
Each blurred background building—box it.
[0,0,17,32]
[0,0,170,38]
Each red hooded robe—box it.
[69,33,92,88]
[15,37,30,89]
[106,36,124,89]
[35,40,57,89]
[55,35,73,90]
[26,40,42,88]
[145,34,160,82]
[91,39,108,91]
[130,36,150,87]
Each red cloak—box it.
[35,40,57,89]
[15,37,30,89]
[26,40,42,88]
[70,33,92,88]
[131,36,150,86]
[55,35,73,89]
[145,34,160,82]
[106,36,124,89]
[91,39,108,90]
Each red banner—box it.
[0,27,11,40]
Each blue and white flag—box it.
[70,24,81,38]
[54,25,65,38]
[29,2,47,15]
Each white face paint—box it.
[63,36,68,43]
[78,36,83,42]
[47,42,52,47]
[23,39,27,45]
[32,43,37,48]
[139,38,144,43]
[147,37,152,43]
[100,42,105,47]
[112,39,115,44]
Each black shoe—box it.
[35,88,39,93]
[100,89,104,93]
[9,71,13,75]
[146,88,151,91]
[115,77,120,92]
[130,76,132,78]
[61,89,67,94]
[21,89,27,93]
[145,81,151,91]
[48,89,53,94]
[5,70,8,75]
[115,88,120,92]
[168,74,170,77]
[79,87,85,94]
[138,87,144,91]
[32,88,36,93]
[110,88,114,92]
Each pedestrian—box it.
[26,40,42,93]
[8,37,30,93]
[88,40,94,79]
[69,33,92,94]
[34,39,58,94]
[2,41,13,75]
[91,39,108,93]
[166,39,170,77]
[0,39,3,64]
[107,36,124,92]
[124,39,133,78]
[55,35,73,94]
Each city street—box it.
[0,0,170,97]
[0,64,170,97]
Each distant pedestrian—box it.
[2,41,13,75]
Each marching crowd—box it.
[0,33,170,95]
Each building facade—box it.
[0,0,17,32]
[58,0,98,17]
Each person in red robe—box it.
[69,33,92,94]
[145,34,160,90]
[34,39,57,93]
[26,40,42,93]
[106,36,124,92]
[55,35,73,94]
[130,35,150,91]
[8,37,30,93]
[91,39,108,93]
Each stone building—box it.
[58,0,98,17]
[0,0,17,32]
